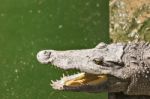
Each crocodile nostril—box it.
[44,51,47,54]
[42,51,51,59]
[37,50,52,64]
[44,51,51,57]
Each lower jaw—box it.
[65,73,108,86]
[51,72,108,91]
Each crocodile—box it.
[37,41,150,97]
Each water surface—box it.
[0,0,109,99]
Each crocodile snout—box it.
[37,50,52,64]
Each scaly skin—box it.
[37,41,150,96]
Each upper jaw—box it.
[37,43,124,72]
[36,48,121,74]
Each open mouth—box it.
[51,72,108,91]
[37,50,109,91]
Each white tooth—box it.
[63,73,65,77]
[51,80,54,83]
[50,83,54,86]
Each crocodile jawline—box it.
[51,72,108,91]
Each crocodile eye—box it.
[95,42,107,49]
[93,57,103,65]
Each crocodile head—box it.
[37,42,130,93]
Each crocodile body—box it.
[37,41,150,98]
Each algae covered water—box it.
[0,0,108,99]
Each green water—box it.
[0,0,109,99]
